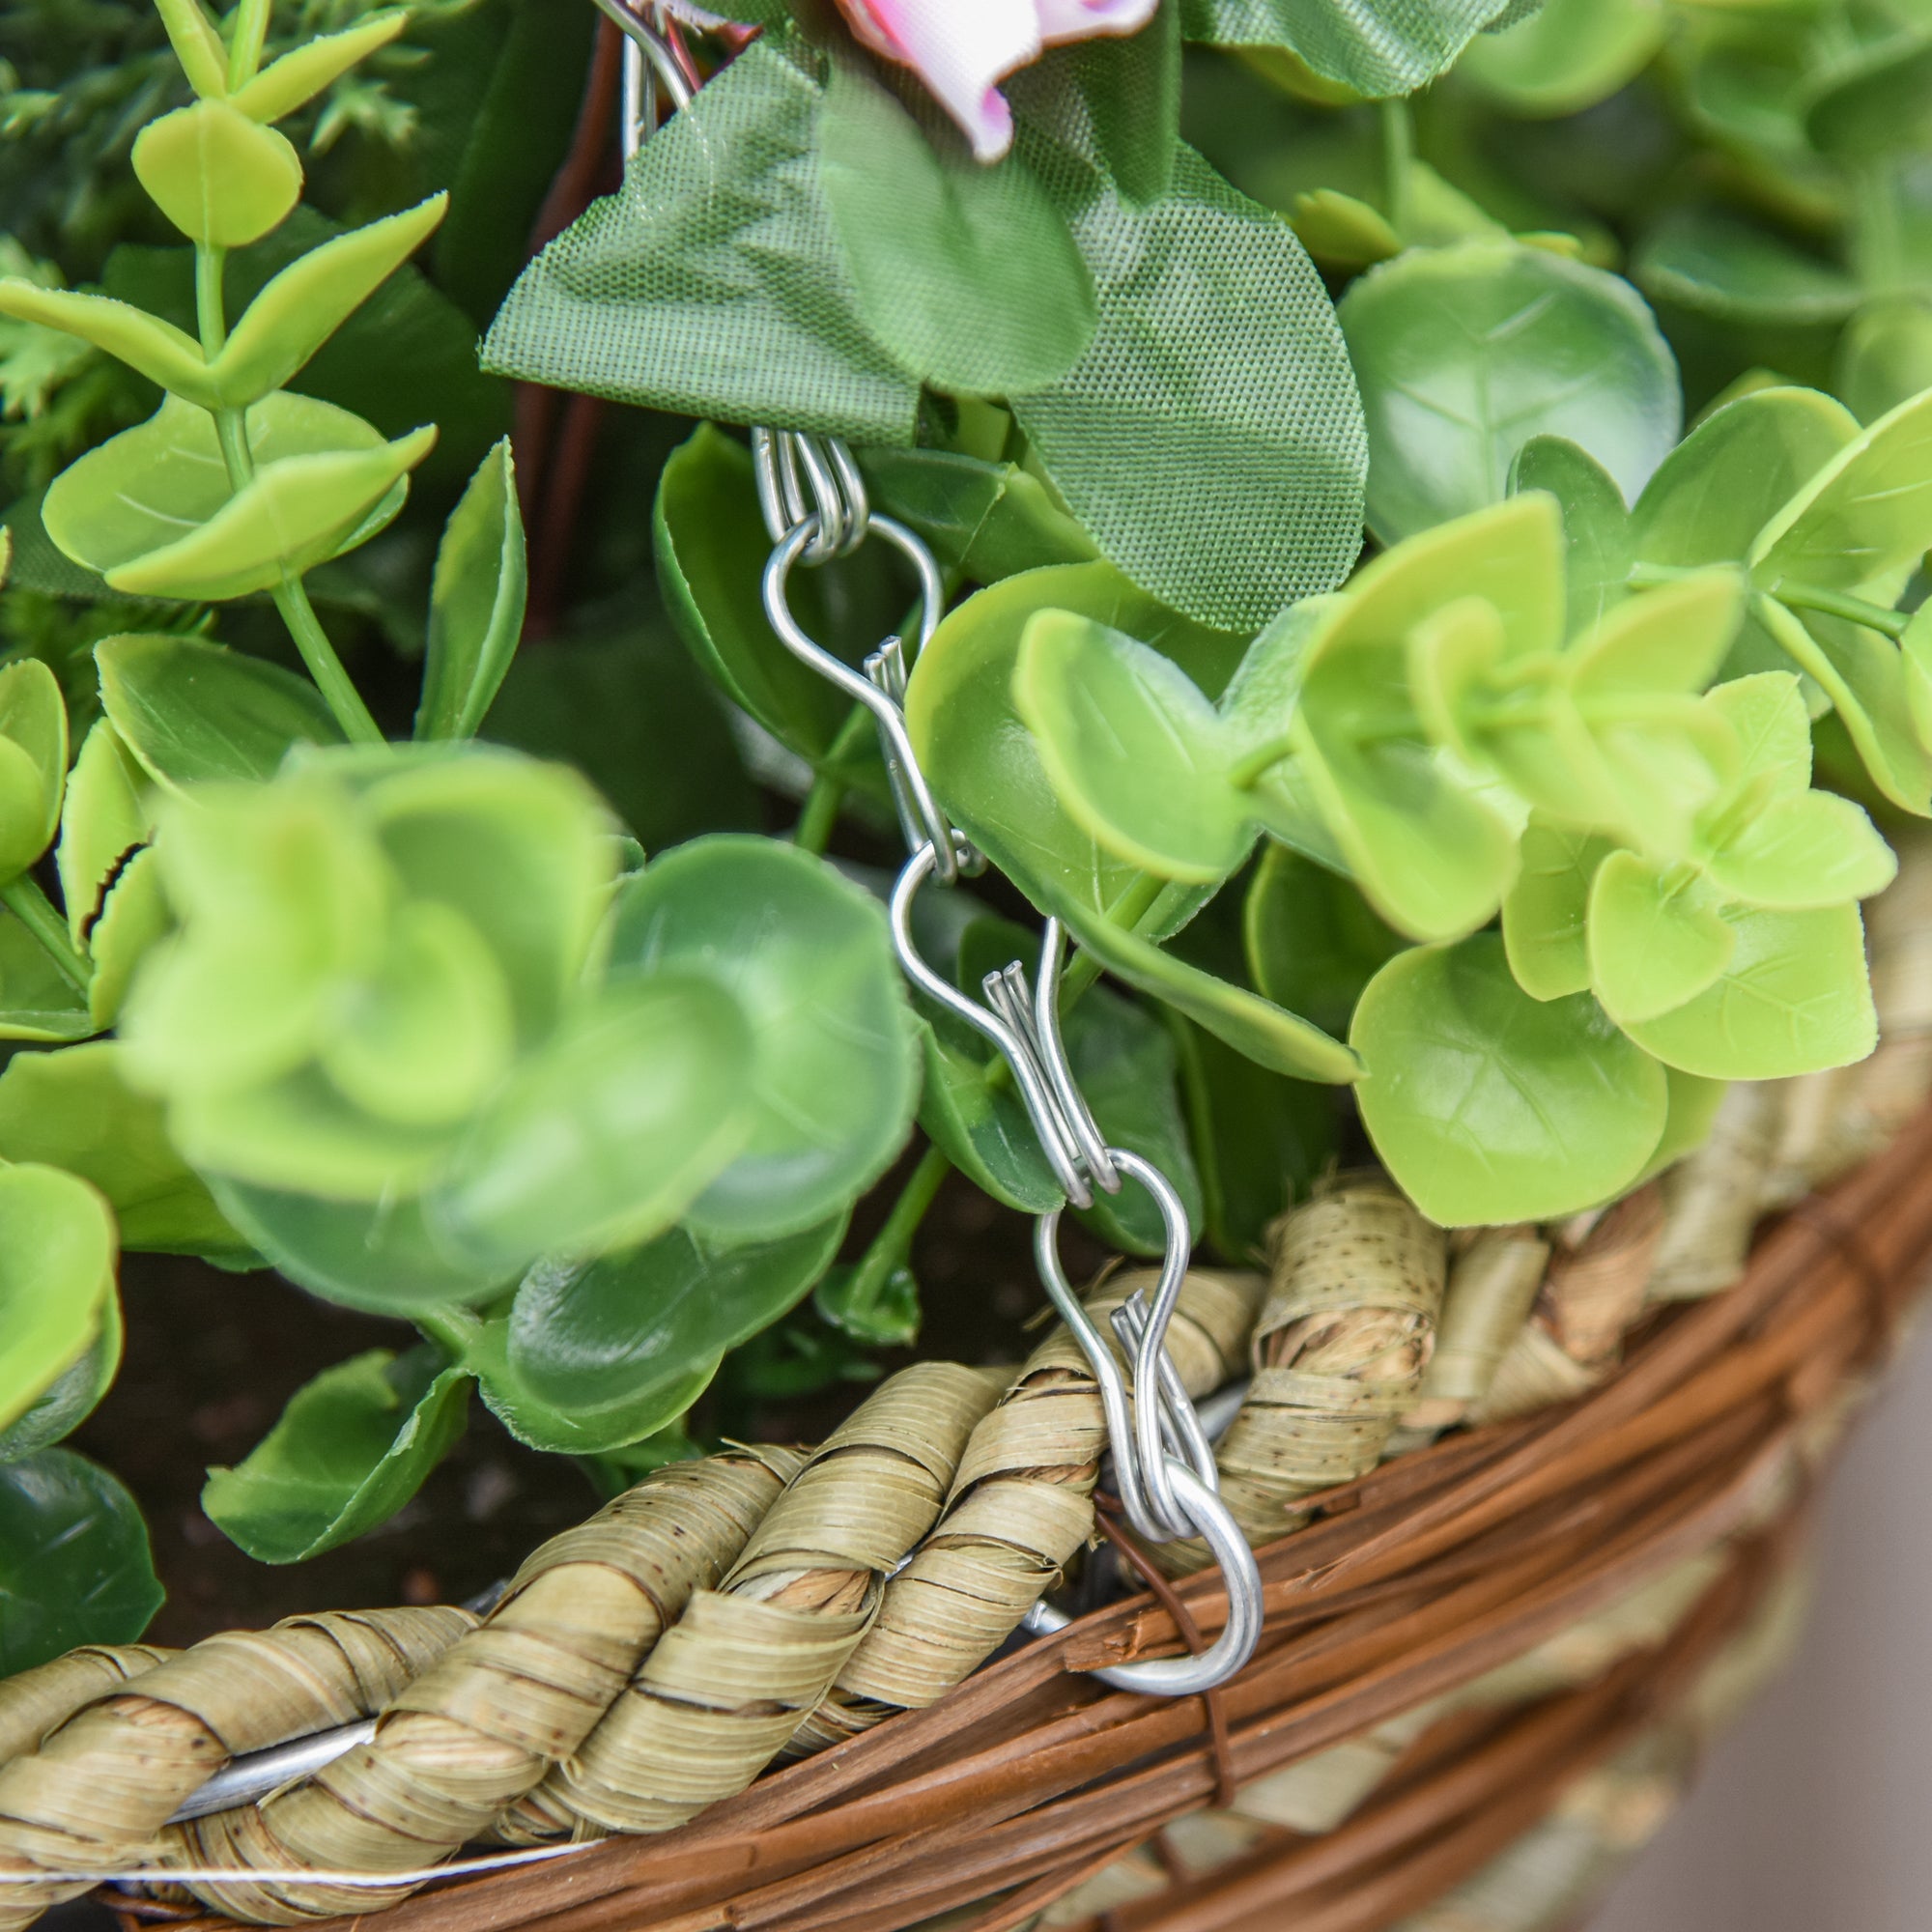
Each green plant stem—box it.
[794,703,872,853]
[1228,732,1298,789]
[1057,871,1166,1009]
[1379,99,1414,238]
[1772,579,1910,640]
[0,875,90,994]
[841,1142,950,1317]
[194,245,228,355]
[415,1306,481,1362]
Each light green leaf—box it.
[416,440,526,743]
[505,1217,843,1417]
[0,282,214,407]
[1835,299,1932,429]
[0,1450,161,1674]
[131,100,303,248]
[1703,790,1896,908]
[605,838,919,1243]
[1291,189,1402,270]
[0,1044,245,1259]
[210,195,448,410]
[209,1179,512,1314]
[429,977,757,1271]
[98,634,344,788]
[56,722,149,947]
[87,849,167,1032]
[1508,435,1631,636]
[1805,34,1932,160]
[1635,1066,1728,1183]
[202,1346,469,1562]
[1350,933,1668,1224]
[1500,816,1614,1001]
[1587,850,1736,1025]
[1458,0,1663,117]
[155,0,230,99]
[1340,241,1680,544]
[819,58,1094,394]
[229,11,410,124]
[1621,901,1876,1079]
[0,1164,117,1436]
[0,915,95,1042]
[0,658,67,883]
[45,394,424,601]
[0,1297,123,1464]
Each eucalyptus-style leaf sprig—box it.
[0,0,440,746]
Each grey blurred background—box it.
[1592,1321,1932,1932]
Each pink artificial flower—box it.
[837,0,1160,160]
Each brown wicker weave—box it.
[79,1094,1918,1932]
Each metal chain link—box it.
[608,0,1261,1698]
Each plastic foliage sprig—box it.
[0,0,440,746]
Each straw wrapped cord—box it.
[1213,1173,1446,1546]
[1646,1083,1782,1304]
[162,1447,805,1921]
[0,1646,174,1767]
[1396,1228,1551,1444]
[0,1609,469,1932]
[505,1361,1000,1840]
[794,1269,1260,1754]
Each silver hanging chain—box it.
[603,2,1262,1697]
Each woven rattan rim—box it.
[98,1095,1921,1932]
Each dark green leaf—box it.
[858,448,1098,584]
[1807,34,1932,160]
[1634,207,1861,327]
[1243,843,1405,1038]
[467,1319,718,1455]
[0,1449,161,1674]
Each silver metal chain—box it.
[606,1,1262,1698]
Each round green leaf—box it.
[0,658,68,883]
[1835,298,1932,429]
[1340,241,1681,544]
[1351,933,1669,1225]
[132,100,302,247]
[1587,850,1736,1026]
[605,838,918,1243]
[0,1164,117,1435]
[506,1216,843,1415]
[1458,0,1664,117]
[1499,817,1614,1002]
[819,58,1094,395]
[429,976,757,1271]
[43,394,424,601]
[208,1178,513,1314]
[201,1346,469,1563]
[0,1295,123,1464]
[466,1320,718,1456]
[0,1449,162,1674]
[1621,902,1877,1080]
[1634,207,1862,327]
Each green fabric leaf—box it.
[0,1163,117,1436]
[1010,146,1366,631]
[201,1346,469,1562]
[1507,435,1631,636]
[0,1449,161,1674]
[481,39,920,445]
[819,58,1094,395]
[415,440,527,743]
[1634,207,1862,327]
[1340,241,1680,544]
[0,1044,246,1260]
[505,1218,842,1417]
[97,635,343,789]
[1351,932,1668,1224]
[1179,0,1527,98]
[1621,901,1876,1079]
[604,838,919,1244]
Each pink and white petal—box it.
[1033,0,1160,42]
[838,0,1041,158]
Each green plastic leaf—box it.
[819,58,1094,395]
[1507,435,1631,637]
[1350,933,1669,1225]
[505,1217,843,1416]
[1500,817,1614,1001]
[1806,34,1932,161]
[1634,207,1862,327]
[1178,0,1529,97]
[1340,241,1680,545]
[210,195,448,410]
[229,11,410,124]
[429,976,756,1271]
[202,1346,469,1562]
[155,0,230,99]
[0,1164,117,1436]
[1587,850,1736,1025]
[1011,146,1366,630]
[0,1044,245,1259]
[1637,1065,1728,1183]
[482,40,920,446]
[56,722,149,947]
[416,440,526,742]
[87,850,168,1033]
[1621,902,1876,1079]
[0,1297,123,1465]
[98,634,342,794]
[858,448,1098,584]
[915,1014,1057,1213]
[131,100,303,248]
[467,1320,716,1456]
[1243,842,1406,1038]
[0,658,67,884]
[815,1260,920,1348]
[209,1179,512,1314]
[44,394,426,601]
[606,838,917,1242]
[907,561,1244,918]
[0,1450,161,1674]
[0,915,95,1042]
[1835,299,1932,429]
[1291,190,1402,270]
[1457,0,1663,117]
[0,282,215,407]
[1703,790,1896,910]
